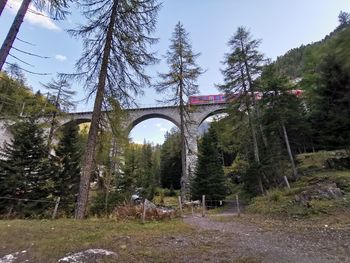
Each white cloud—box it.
[55,54,67,61]
[142,124,147,128]
[155,123,162,128]
[6,0,61,31]
[159,128,167,133]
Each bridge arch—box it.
[198,108,228,126]
[127,113,180,134]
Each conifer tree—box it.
[0,118,54,217]
[41,77,75,149]
[156,22,203,200]
[69,0,160,219]
[217,27,265,194]
[191,127,226,201]
[160,129,181,189]
[0,0,70,70]
[310,54,350,151]
[53,122,81,215]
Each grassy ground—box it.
[0,219,194,262]
[247,150,350,218]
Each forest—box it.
[0,4,349,219]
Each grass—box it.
[247,170,350,218]
[0,219,193,262]
[296,150,348,173]
[246,150,350,218]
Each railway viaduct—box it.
[0,103,227,192]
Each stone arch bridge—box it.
[0,103,227,188]
[60,103,227,175]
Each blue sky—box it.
[1,0,349,144]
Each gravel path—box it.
[184,214,350,263]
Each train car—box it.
[189,90,303,105]
[189,94,226,105]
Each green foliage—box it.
[248,151,350,218]
[0,119,55,217]
[309,54,350,150]
[191,127,227,201]
[0,71,56,119]
[122,141,161,202]
[160,129,181,189]
[53,122,82,216]
[90,100,132,216]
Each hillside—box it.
[275,20,350,81]
[0,71,55,119]
[248,150,350,218]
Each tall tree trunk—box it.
[240,39,268,149]
[179,71,188,201]
[75,2,117,219]
[0,0,31,70]
[177,32,189,201]
[179,98,187,201]
[282,123,298,180]
[0,0,8,16]
[240,65,264,195]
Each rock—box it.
[144,199,156,209]
[294,183,343,205]
[58,249,117,263]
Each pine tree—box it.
[191,127,226,201]
[156,22,203,200]
[0,118,54,217]
[53,122,81,216]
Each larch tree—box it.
[68,0,160,219]
[0,0,70,70]
[217,27,265,194]
[41,77,75,149]
[156,22,203,200]
[0,0,8,16]
[259,65,302,182]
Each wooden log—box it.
[236,194,240,217]
[178,196,183,218]
[142,199,147,224]
[202,195,205,217]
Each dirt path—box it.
[184,214,350,263]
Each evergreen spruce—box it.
[0,119,54,217]
[54,122,81,215]
[191,127,226,201]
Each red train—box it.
[188,94,226,105]
[188,90,303,105]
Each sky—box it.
[1,0,349,144]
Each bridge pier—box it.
[0,103,227,201]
